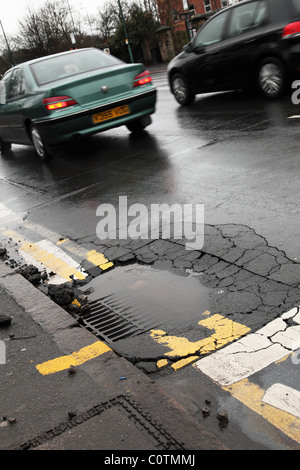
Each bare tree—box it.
[14,0,81,58]
[91,0,131,42]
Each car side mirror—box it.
[183,42,192,52]
[192,44,206,54]
[0,82,6,104]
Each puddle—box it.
[81,264,211,341]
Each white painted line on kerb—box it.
[194,307,300,386]
[17,248,66,285]
[19,239,88,284]
[36,240,87,275]
[262,384,300,418]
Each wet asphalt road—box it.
[1,71,300,258]
[0,70,300,449]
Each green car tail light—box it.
[133,71,152,87]
[43,96,77,110]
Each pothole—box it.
[78,264,211,344]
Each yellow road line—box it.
[151,314,250,370]
[1,230,113,280]
[224,379,300,445]
[20,242,86,280]
[36,341,112,375]
[86,249,114,270]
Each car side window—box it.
[193,10,229,48]
[8,69,25,99]
[228,1,267,37]
[0,71,12,104]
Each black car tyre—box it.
[31,125,53,160]
[257,58,287,99]
[170,73,195,106]
[126,115,152,133]
[0,138,11,154]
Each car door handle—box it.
[244,38,256,44]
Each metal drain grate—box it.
[80,290,166,342]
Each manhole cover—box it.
[14,396,184,450]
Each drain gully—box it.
[78,264,210,344]
[80,290,166,343]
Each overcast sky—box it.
[0,0,107,36]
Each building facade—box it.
[155,0,244,62]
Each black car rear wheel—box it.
[170,74,195,106]
[31,125,53,160]
[257,58,287,99]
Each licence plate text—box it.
[92,105,130,123]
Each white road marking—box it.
[17,247,66,285]
[0,203,113,283]
[195,307,300,387]
[18,239,88,284]
[262,384,300,418]
[35,239,87,277]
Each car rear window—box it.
[30,49,123,86]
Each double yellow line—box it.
[1,229,113,281]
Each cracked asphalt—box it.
[71,222,299,373]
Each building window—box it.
[173,9,179,20]
[221,0,228,7]
[203,0,211,12]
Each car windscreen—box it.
[29,49,124,86]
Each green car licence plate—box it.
[92,104,130,123]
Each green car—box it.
[0,48,157,160]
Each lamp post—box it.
[0,19,14,66]
[66,0,77,48]
[117,0,134,63]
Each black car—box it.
[168,0,300,105]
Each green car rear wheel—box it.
[31,125,53,160]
